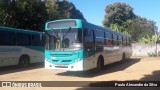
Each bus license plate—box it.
[58,64,64,67]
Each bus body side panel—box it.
[82,47,98,71]
[0,46,21,66]
[103,46,116,65]
[0,46,44,67]
[24,46,44,63]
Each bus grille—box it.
[61,60,72,62]
[52,60,59,62]
[52,60,72,62]
[51,54,72,57]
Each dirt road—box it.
[0,57,160,90]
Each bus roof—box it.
[45,19,131,37]
[0,26,42,35]
[82,20,131,37]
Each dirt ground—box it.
[0,57,160,90]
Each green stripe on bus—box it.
[25,46,45,52]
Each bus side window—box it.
[45,34,49,49]
[112,34,117,46]
[105,32,112,46]
[39,33,45,46]
[112,34,114,45]
[96,30,104,46]
[49,35,55,50]
[84,28,94,50]
[84,28,91,37]
[42,34,45,46]
[32,35,41,46]
[77,29,82,43]
[118,35,122,46]
[17,33,31,46]
[0,31,16,46]
[117,35,119,46]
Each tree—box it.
[45,0,58,20]
[102,2,157,42]
[0,0,47,31]
[126,16,156,41]
[0,0,17,27]
[139,34,160,44]
[102,2,135,30]
[45,0,86,21]
[0,0,86,32]
[15,0,47,31]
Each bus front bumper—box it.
[45,60,84,71]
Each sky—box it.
[68,0,160,31]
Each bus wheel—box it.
[19,56,30,67]
[96,56,104,71]
[122,53,126,61]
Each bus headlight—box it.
[75,58,80,62]
[77,58,80,61]
[45,58,50,61]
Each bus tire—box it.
[122,53,126,61]
[96,56,104,71]
[19,55,30,67]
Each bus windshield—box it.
[46,28,82,51]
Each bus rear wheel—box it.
[19,56,30,67]
[122,53,126,61]
[96,56,104,71]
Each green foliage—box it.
[0,0,86,32]
[103,2,158,42]
[108,24,130,35]
[126,16,156,41]
[52,0,86,20]
[45,0,58,20]
[109,24,119,32]
[103,2,135,29]
[138,34,160,44]
[0,0,48,31]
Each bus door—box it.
[84,29,95,68]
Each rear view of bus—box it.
[45,19,84,71]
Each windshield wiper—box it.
[46,28,59,39]
[63,27,71,39]
[53,30,59,38]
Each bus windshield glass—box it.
[46,28,82,51]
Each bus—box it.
[0,26,45,67]
[45,19,132,71]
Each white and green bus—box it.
[0,26,45,67]
[45,19,132,71]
